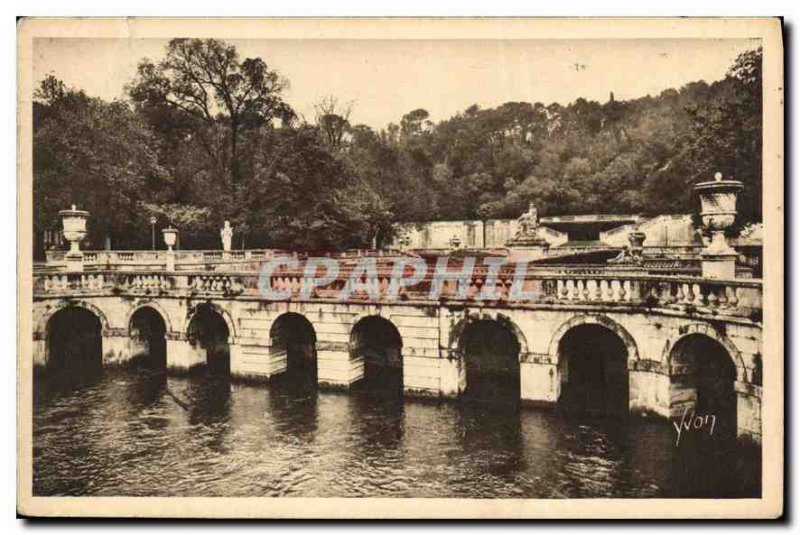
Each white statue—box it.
[517,203,539,236]
[220,220,233,251]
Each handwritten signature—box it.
[673,407,716,446]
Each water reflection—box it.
[32,369,761,498]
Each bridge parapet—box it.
[34,267,762,321]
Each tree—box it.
[128,38,295,186]
[34,76,166,249]
[683,48,762,224]
[314,95,353,153]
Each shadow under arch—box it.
[350,315,403,396]
[548,314,640,364]
[128,305,168,372]
[667,330,740,442]
[125,300,174,335]
[453,313,524,407]
[661,323,746,378]
[44,305,104,386]
[38,300,111,336]
[550,314,636,417]
[187,303,231,377]
[270,312,318,386]
[186,301,237,341]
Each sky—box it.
[32,37,759,130]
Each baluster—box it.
[499,278,510,300]
[727,286,739,308]
[693,283,705,306]
[707,285,719,308]
[582,280,591,301]
[618,280,627,301]
[683,283,694,305]
[594,279,602,301]
[662,282,675,305]
[571,279,579,300]
[716,285,728,308]
[558,279,568,299]
[605,279,615,301]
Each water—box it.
[32,369,761,498]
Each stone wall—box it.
[393,218,572,249]
[600,214,701,247]
[32,293,763,443]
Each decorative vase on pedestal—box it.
[162,227,178,271]
[628,231,647,259]
[694,172,744,280]
[59,205,89,272]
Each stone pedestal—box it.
[165,250,176,271]
[65,252,84,272]
[735,381,762,444]
[520,361,558,406]
[102,331,130,366]
[32,334,47,370]
[229,343,287,382]
[166,336,205,372]
[701,250,737,280]
[317,346,363,388]
[403,353,464,398]
[439,355,465,398]
[628,368,670,417]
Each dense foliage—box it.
[33,40,762,252]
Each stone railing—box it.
[44,249,282,267]
[33,265,763,321]
[42,248,404,271]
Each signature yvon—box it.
[673,408,716,446]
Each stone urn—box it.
[59,204,89,271]
[162,227,178,251]
[162,227,178,271]
[628,230,647,257]
[694,172,744,279]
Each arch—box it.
[548,314,639,364]
[667,332,739,441]
[350,314,404,394]
[38,300,111,336]
[449,311,529,358]
[270,312,318,382]
[186,301,237,341]
[125,301,174,335]
[662,323,745,374]
[45,305,104,377]
[555,321,630,416]
[187,303,232,376]
[128,306,168,371]
[456,315,522,405]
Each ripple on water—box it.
[32,370,761,498]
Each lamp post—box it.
[150,216,157,250]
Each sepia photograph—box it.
[16,17,784,518]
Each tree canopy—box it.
[33,40,763,254]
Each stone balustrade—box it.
[34,263,762,320]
